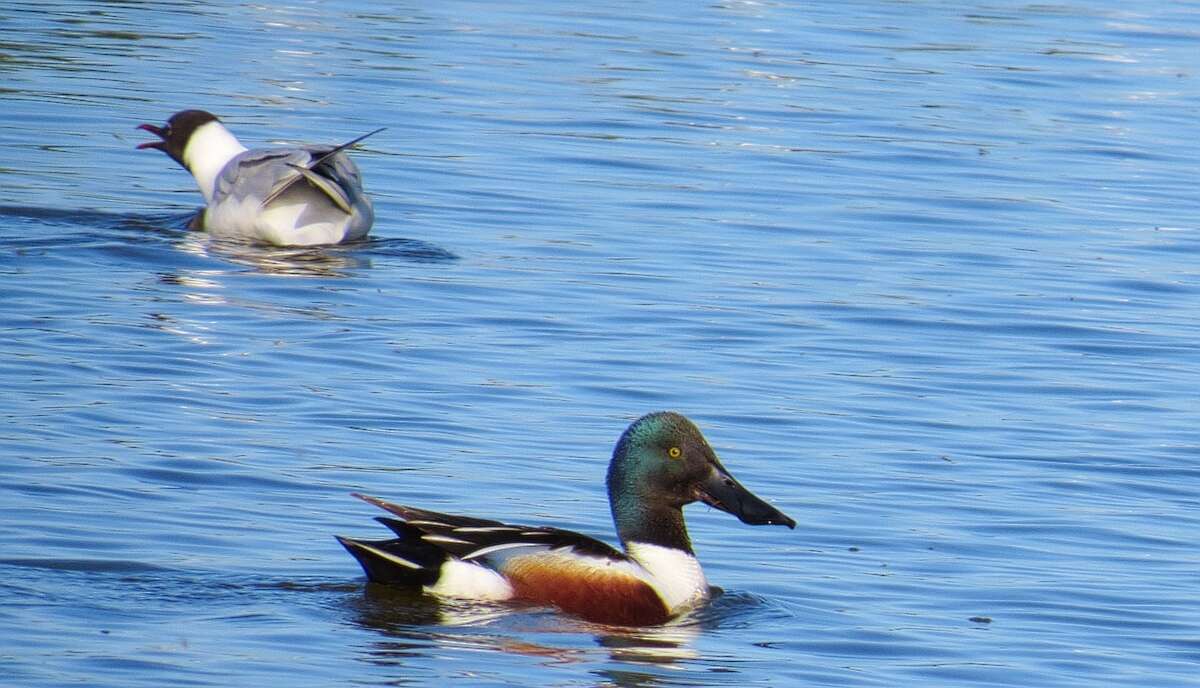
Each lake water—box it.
[2,1,1199,685]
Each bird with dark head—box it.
[138,109,382,246]
[337,412,794,626]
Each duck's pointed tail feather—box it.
[335,535,444,587]
[351,493,509,529]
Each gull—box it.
[138,109,382,246]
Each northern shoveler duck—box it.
[137,109,382,246]
[337,412,795,626]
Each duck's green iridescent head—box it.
[606,412,795,549]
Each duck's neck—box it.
[182,121,248,203]
[612,499,695,555]
[617,504,710,613]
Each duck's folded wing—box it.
[352,493,626,562]
[347,494,671,623]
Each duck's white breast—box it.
[626,541,710,613]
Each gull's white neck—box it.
[182,121,248,203]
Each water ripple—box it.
[3,1,1199,687]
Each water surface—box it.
[2,1,1199,686]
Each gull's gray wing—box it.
[212,145,366,207]
[211,147,315,207]
[257,127,383,210]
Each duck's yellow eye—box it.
[668,446,682,459]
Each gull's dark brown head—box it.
[137,109,219,168]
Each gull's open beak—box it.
[136,123,167,150]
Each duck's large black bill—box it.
[696,465,795,529]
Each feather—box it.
[259,127,385,209]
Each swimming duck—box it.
[337,412,794,626]
[137,109,381,246]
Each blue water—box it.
[3,1,1200,685]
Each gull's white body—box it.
[183,120,374,246]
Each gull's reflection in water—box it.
[0,204,455,278]
[178,234,370,278]
[138,214,457,344]
[174,226,457,278]
[342,584,780,685]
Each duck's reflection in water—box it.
[342,584,770,685]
